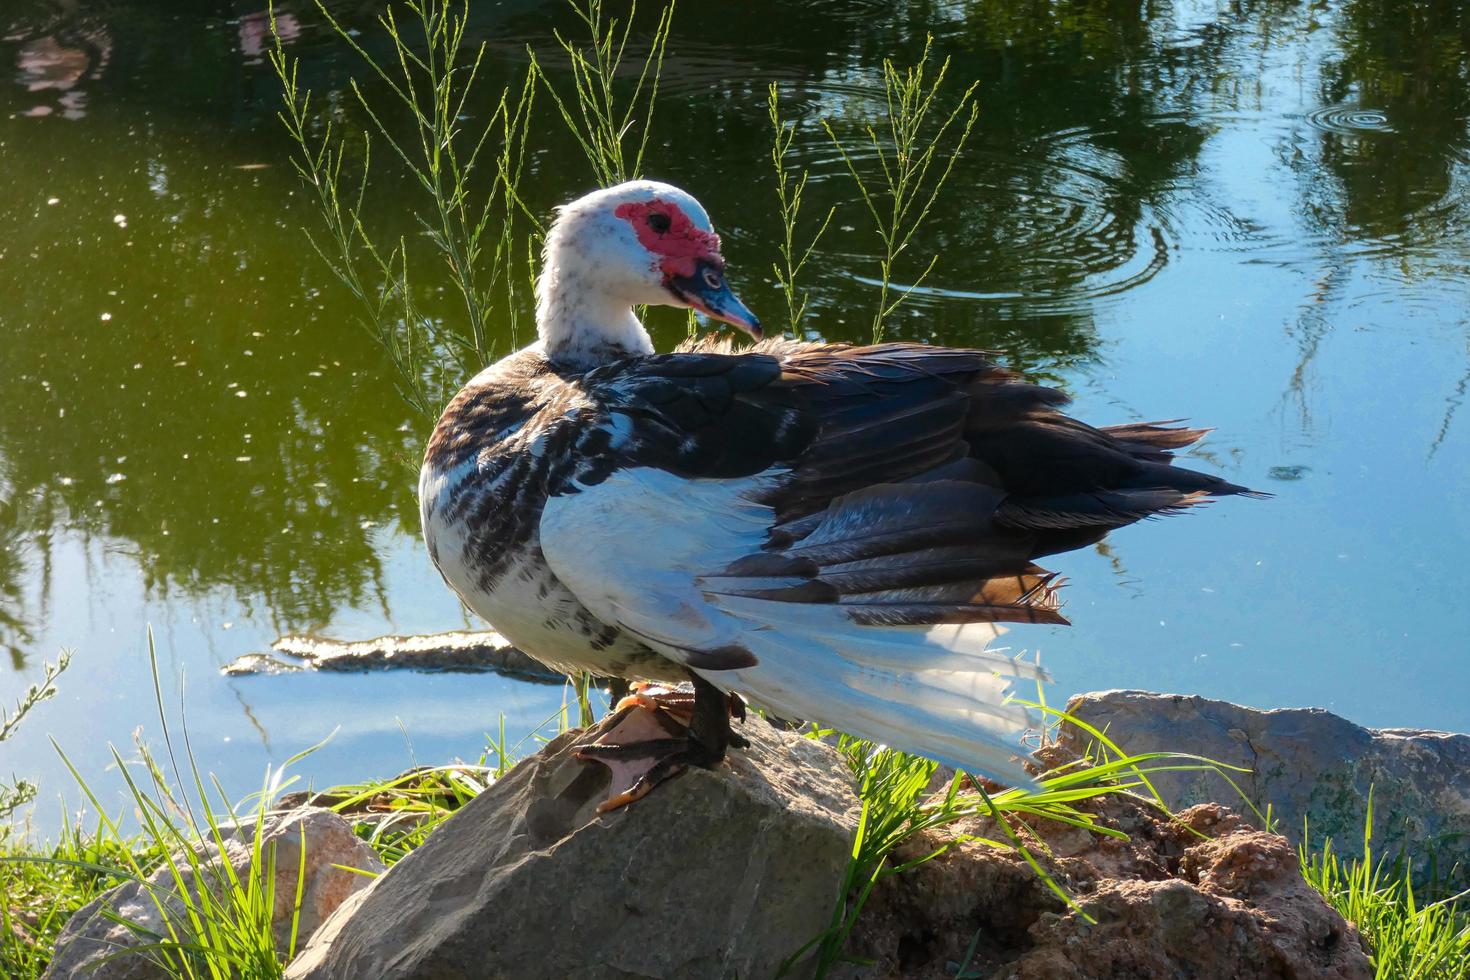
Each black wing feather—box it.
[562,339,1260,631]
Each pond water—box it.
[3,0,1468,827]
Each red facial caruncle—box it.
[615,199,722,281]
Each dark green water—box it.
[3,0,1468,819]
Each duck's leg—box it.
[573,674,745,812]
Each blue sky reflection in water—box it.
[1,0,1468,826]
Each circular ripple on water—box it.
[796,131,1175,318]
[1305,104,1394,137]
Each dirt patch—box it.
[846,751,1371,979]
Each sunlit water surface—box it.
[2,0,1468,829]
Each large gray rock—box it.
[286,715,859,980]
[1063,690,1470,882]
[44,807,384,980]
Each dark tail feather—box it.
[748,481,1068,626]
[1098,420,1212,462]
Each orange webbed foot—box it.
[573,679,745,812]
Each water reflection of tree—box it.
[0,471,37,670]
[1278,0,1470,427]
[19,0,1455,662]
[0,113,431,639]
[1318,0,1470,244]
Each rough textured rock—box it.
[286,715,858,980]
[44,808,383,980]
[1063,689,1470,881]
[222,629,562,681]
[844,754,1372,980]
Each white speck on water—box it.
[113,214,127,228]
[1159,620,1167,627]
[46,197,59,206]
[105,473,126,485]
[235,455,252,462]
[307,370,322,378]
[222,622,233,630]
[58,477,74,486]
[235,390,248,398]
[1201,587,1215,593]
[100,312,112,322]
[361,520,377,530]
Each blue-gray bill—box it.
[669,259,762,340]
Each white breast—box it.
[419,456,684,681]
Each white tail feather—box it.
[692,601,1042,785]
[541,469,1046,786]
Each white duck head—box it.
[535,180,760,364]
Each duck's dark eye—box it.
[702,267,723,290]
[647,212,671,234]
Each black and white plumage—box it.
[418,180,1258,784]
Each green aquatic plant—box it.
[269,0,681,419]
[767,84,836,336]
[269,0,539,421]
[0,649,81,979]
[824,36,979,343]
[0,650,70,831]
[1301,792,1470,979]
[533,0,676,188]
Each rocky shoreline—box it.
[223,632,1470,885]
[41,687,1470,979]
[1064,690,1470,881]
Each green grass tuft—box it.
[783,694,1258,978]
[1301,791,1470,979]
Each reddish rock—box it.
[846,766,1371,979]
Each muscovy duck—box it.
[419,180,1258,808]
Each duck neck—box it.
[536,262,654,368]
